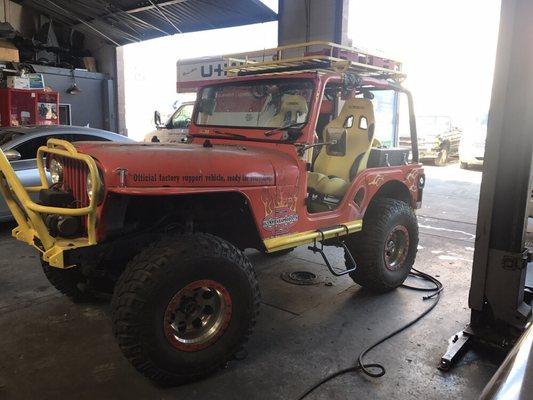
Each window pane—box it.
[14,136,50,160]
[196,79,314,129]
[371,90,396,147]
[170,105,193,129]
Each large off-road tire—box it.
[345,198,418,292]
[111,233,260,386]
[41,259,96,303]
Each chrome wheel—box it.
[384,225,410,271]
[164,279,232,352]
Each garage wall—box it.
[1,0,121,134]
[30,64,114,130]
[84,35,124,135]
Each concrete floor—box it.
[0,163,501,400]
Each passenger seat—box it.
[307,98,375,197]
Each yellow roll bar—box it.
[0,139,101,268]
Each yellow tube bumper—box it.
[0,139,101,268]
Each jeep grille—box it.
[57,156,89,209]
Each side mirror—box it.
[4,149,21,162]
[154,110,162,127]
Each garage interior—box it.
[0,1,532,399]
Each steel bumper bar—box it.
[0,139,101,268]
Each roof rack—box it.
[224,41,405,81]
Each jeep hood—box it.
[73,142,298,188]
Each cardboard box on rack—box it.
[0,40,19,62]
[7,76,30,89]
[82,57,97,72]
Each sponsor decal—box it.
[261,190,298,234]
[368,174,384,186]
[263,212,299,231]
[405,169,418,191]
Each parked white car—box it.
[459,119,487,169]
[143,101,194,143]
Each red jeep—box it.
[0,42,424,385]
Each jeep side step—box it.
[263,219,363,253]
[307,225,357,276]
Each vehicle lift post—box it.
[440,0,533,370]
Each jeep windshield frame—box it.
[194,78,315,131]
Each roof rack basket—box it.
[224,41,405,81]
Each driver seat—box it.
[308,98,375,197]
[269,94,308,126]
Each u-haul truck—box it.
[146,52,275,143]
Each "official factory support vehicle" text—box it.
[0,41,425,385]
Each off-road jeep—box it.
[0,41,424,385]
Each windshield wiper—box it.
[213,130,247,139]
[264,122,305,137]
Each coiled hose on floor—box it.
[297,268,443,399]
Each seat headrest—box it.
[279,94,308,114]
[339,98,374,119]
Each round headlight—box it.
[86,174,93,199]
[49,159,63,185]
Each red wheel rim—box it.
[164,279,232,352]
[384,225,410,271]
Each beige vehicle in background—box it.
[400,115,462,166]
[459,117,487,169]
[143,101,195,143]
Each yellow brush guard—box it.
[0,139,101,268]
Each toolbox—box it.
[367,147,410,168]
[0,88,59,127]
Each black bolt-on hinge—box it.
[502,248,531,271]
